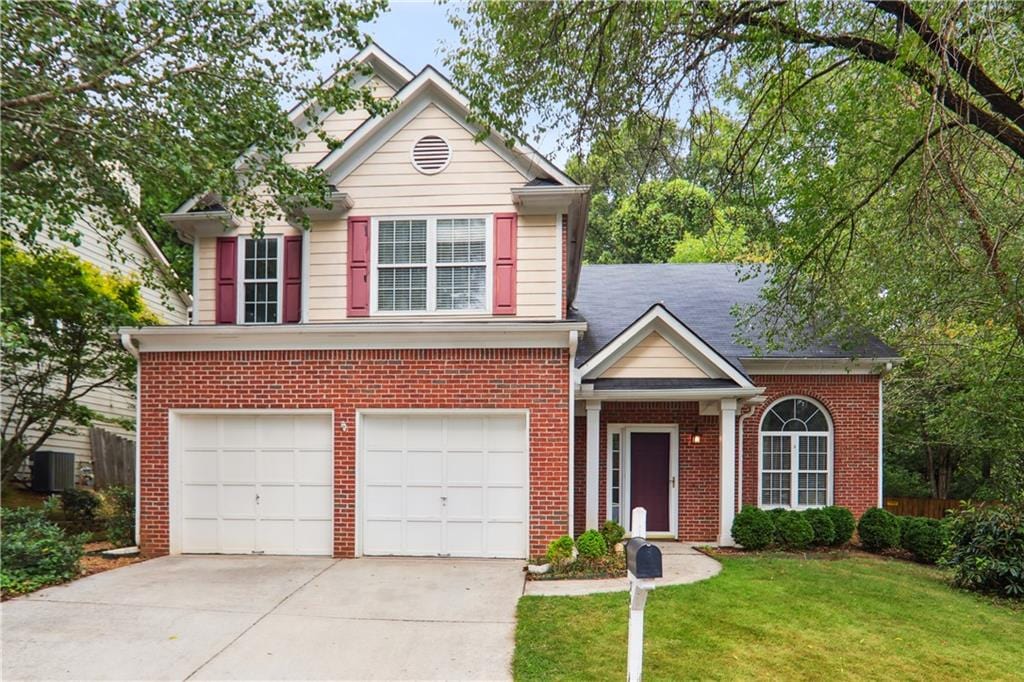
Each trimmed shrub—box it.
[60,488,100,533]
[576,529,607,559]
[858,508,900,552]
[731,505,775,550]
[943,502,1024,597]
[545,535,574,564]
[823,506,856,546]
[600,520,625,551]
[775,510,814,549]
[901,517,948,564]
[1,507,85,596]
[766,507,788,543]
[803,508,836,546]
[898,515,917,546]
[101,486,135,547]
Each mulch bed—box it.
[527,553,627,581]
[705,545,920,563]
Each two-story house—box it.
[122,43,898,559]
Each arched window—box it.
[759,397,832,508]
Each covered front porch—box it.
[572,383,763,545]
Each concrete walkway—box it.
[2,555,523,681]
[523,542,721,596]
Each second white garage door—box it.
[361,412,529,558]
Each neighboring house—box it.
[19,196,191,485]
[122,43,898,559]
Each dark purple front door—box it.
[630,432,671,532]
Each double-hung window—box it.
[759,397,832,508]
[241,236,281,324]
[373,216,489,313]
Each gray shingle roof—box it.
[571,264,897,369]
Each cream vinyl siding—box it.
[18,213,190,471]
[516,214,560,318]
[600,332,710,379]
[194,215,302,325]
[284,77,396,169]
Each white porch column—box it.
[719,398,738,545]
[585,400,601,531]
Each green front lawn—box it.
[515,554,1023,681]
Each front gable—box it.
[579,304,754,388]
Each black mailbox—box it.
[625,538,662,579]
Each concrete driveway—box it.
[2,555,525,681]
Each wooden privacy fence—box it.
[884,496,963,519]
[90,427,135,489]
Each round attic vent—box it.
[411,135,451,174]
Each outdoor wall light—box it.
[691,426,701,444]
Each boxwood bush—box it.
[600,520,625,551]
[575,529,607,559]
[943,502,1024,597]
[858,507,901,551]
[775,510,814,549]
[1,507,85,596]
[545,535,574,564]
[731,505,775,550]
[823,506,856,546]
[803,508,836,546]
[901,517,948,564]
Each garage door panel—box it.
[182,484,218,517]
[405,416,445,449]
[364,451,403,483]
[177,413,333,556]
[296,450,332,482]
[363,520,402,553]
[364,485,403,518]
[405,486,443,518]
[296,486,332,517]
[407,450,443,484]
[219,450,256,482]
[182,450,218,481]
[220,416,258,447]
[487,451,525,486]
[487,416,528,450]
[487,487,525,520]
[446,487,483,519]
[446,451,483,484]
[446,418,485,451]
[364,416,405,449]
[446,522,484,556]
[487,522,525,557]
[405,521,443,554]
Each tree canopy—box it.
[2,0,388,279]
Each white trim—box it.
[567,331,578,536]
[301,229,310,324]
[315,67,576,187]
[167,408,335,556]
[369,215,492,316]
[585,401,601,530]
[119,334,141,545]
[579,387,764,402]
[578,304,754,389]
[354,408,531,558]
[756,396,835,511]
[608,424,679,539]
[740,357,902,375]
[236,234,283,325]
[719,398,737,545]
[878,379,884,507]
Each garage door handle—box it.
[256,494,260,505]
[441,496,447,506]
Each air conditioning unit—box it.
[30,451,76,492]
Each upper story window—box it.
[372,216,490,314]
[241,237,280,323]
[759,397,832,508]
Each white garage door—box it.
[176,413,333,555]
[361,413,529,558]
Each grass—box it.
[514,553,1024,681]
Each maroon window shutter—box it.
[215,237,237,324]
[283,235,302,324]
[347,216,371,317]
[493,213,517,315]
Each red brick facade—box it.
[138,348,569,558]
[572,374,881,541]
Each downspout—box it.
[736,399,763,513]
[119,333,141,547]
[567,330,579,536]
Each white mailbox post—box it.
[626,507,662,682]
